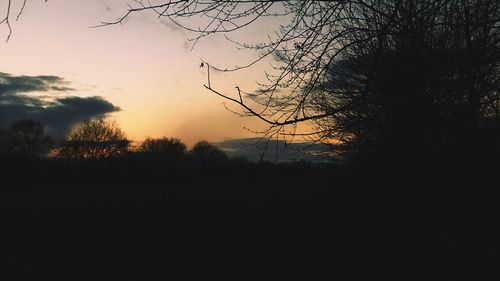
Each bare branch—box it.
[1,0,48,42]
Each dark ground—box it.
[1,156,498,277]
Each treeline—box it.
[0,119,334,191]
[0,119,236,163]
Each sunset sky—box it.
[0,0,279,146]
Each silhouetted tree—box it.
[310,1,500,159]
[190,141,228,165]
[9,120,53,156]
[57,120,130,159]
[139,137,187,161]
[0,120,52,157]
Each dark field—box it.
[1,155,498,277]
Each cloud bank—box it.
[0,72,120,138]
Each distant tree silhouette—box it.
[139,137,187,162]
[57,120,130,159]
[0,120,52,157]
[9,120,53,156]
[190,141,228,165]
[100,0,500,159]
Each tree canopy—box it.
[57,119,130,159]
[191,140,228,165]
[139,137,187,162]
[0,119,52,156]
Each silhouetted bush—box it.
[139,137,187,161]
[190,140,228,166]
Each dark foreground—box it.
[1,155,498,277]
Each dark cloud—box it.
[0,72,74,96]
[50,86,75,92]
[216,138,332,163]
[0,72,120,138]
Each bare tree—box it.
[58,120,130,159]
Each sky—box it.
[0,0,277,146]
